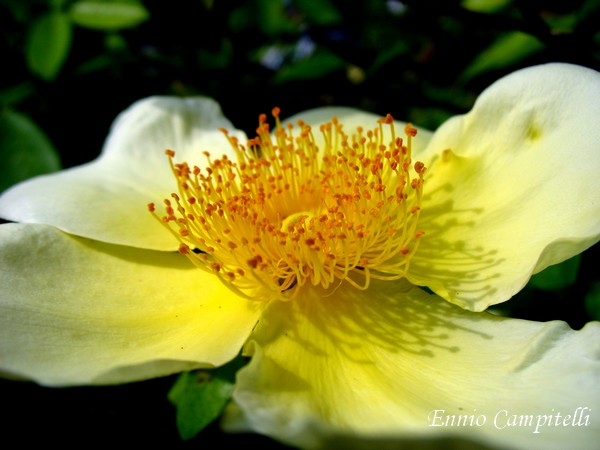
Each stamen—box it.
[150,110,425,301]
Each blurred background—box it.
[1,0,599,447]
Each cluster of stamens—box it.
[148,108,426,300]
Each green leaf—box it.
[104,32,128,51]
[543,0,600,34]
[580,0,600,19]
[69,0,149,31]
[168,356,246,440]
[0,83,35,107]
[461,0,513,13]
[198,39,234,70]
[542,12,578,34]
[0,110,61,192]
[584,281,600,321]
[460,31,545,81]
[294,0,342,25]
[528,255,581,291]
[257,0,298,35]
[75,54,113,75]
[273,47,346,84]
[25,12,73,80]
[369,41,409,75]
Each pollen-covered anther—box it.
[150,111,426,300]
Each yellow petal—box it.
[0,223,261,386]
[0,97,246,251]
[226,278,600,450]
[408,63,600,310]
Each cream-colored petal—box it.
[282,106,433,155]
[226,279,600,450]
[0,96,246,250]
[407,63,600,310]
[0,223,261,386]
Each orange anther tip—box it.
[414,161,426,173]
[405,124,417,136]
[153,109,427,295]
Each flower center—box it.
[148,109,425,301]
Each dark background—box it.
[1,0,599,447]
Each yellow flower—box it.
[0,63,599,450]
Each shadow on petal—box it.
[406,151,510,310]
[253,279,495,367]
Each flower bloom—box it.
[0,63,599,450]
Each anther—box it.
[150,108,426,300]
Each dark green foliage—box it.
[1,0,598,447]
[168,357,246,440]
[0,108,61,191]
